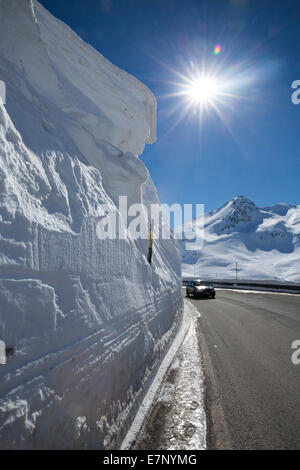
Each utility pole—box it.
[147,219,154,265]
[235,262,238,281]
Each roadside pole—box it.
[147,219,153,265]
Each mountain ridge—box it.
[177,195,300,282]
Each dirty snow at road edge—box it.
[123,300,206,450]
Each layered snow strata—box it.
[0,0,182,449]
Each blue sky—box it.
[39,0,300,213]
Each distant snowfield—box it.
[216,288,300,296]
[0,0,182,449]
[177,195,300,282]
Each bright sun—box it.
[188,77,218,105]
[161,56,255,133]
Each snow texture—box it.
[132,301,206,451]
[0,0,182,449]
[177,195,300,282]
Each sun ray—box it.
[151,46,276,144]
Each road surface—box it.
[189,289,300,450]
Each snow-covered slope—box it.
[178,195,300,282]
[0,0,182,449]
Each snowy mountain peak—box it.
[180,196,300,282]
[228,195,257,212]
[214,195,260,233]
[262,202,296,216]
[233,194,254,204]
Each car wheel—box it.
[186,291,190,297]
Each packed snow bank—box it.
[0,0,182,449]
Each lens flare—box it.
[153,47,267,139]
[214,45,221,55]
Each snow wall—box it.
[0,0,182,449]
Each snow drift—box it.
[178,195,300,282]
[0,0,182,449]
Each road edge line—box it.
[195,313,232,450]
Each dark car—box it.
[186,280,216,299]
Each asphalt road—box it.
[189,289,300,450]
